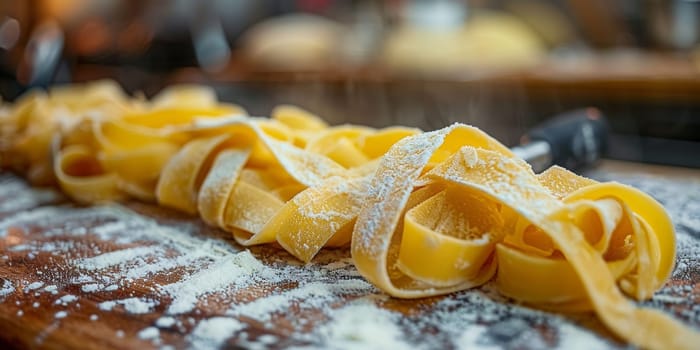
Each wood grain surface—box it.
[0,161,699,350]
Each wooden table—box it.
[0,160,698,349]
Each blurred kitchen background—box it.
[1,0,700,167]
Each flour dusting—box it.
[0,279,14,297]
[98,298,158,314]
[164,250,268,315]
[188,317,245,349]
[315,301,413,350]
[0,175,59,213]
[0,170,698,349]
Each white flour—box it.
[0,279,14,297]
[81,284,104,293]
[138,326,160,344]
[555,323,611,350]
[55,295,77,305]
[227,279,375,323]
[188,317,245,349]
[156,316,176,328]
[77,246,163,271]
[98,298,158,314]
[0,175,59,213]
[314,300,413,350]
[164,251,268,315]
[25,281,44,291]
[0,171,698,349]
[457,325,501,350]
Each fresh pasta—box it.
[1,81,698,349]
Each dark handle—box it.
[524,108,608,170]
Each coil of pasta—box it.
[1,81,698,350]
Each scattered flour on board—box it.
[55,294,78,305]
[556,323,612,350]
[0,175,59,213]
[138,327,160,344]
[0,171,698,349]
[456,325,501,350]
[25,281,44,291]
[164,250,268,315]
[188,317,245,349]
[76,246,163,270]
[98,298,158,314]
[227,279,374,322]
[314,301,413,350]
[81,283,104,293]
[0,279,14,297]
[156,316,176,328]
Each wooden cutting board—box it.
[1,162,699,350]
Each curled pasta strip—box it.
[157,117,414,261]
[352,125,698,349]
[2,82,699,350]
[1,81,133,184]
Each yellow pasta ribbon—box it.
[352,125,699,349]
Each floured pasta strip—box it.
[1,81,698,350]
[1,81,417,263]
[352,125,696,349]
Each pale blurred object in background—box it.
[240,14,346,71]
[0,17,20,51]
[382,9,545,74]
[650,0,700,50]
[504,1,575,49]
